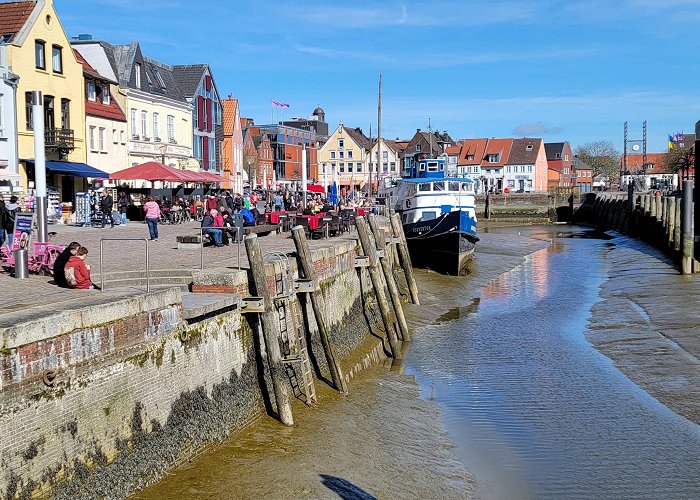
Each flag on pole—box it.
[272,100,289,108]
[668,134,674,150]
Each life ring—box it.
[504,187,510,194]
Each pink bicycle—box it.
[0,232,65,276]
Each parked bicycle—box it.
[0,231,65,276]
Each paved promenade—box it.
[0,220,361,314]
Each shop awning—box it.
[0,169,22,181]
[25,160,109,179]
[110,162,192,182]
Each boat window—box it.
[427,162,438,172]
[420,211,437,221]
[418,183,432,192]
[406,184,417,196]
[461,182,473,192]
[419,163,425,171]
[448,181,460,192]
[433,181,445,191]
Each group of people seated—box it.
[53,242,100,290]
[200,209,240,247]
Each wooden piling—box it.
[681,181,694,275]
[390,213,420,305]
[668,197,676,250]
[356,217,402,359]
[243,234,294,426]
[485,193,491,219]
[290,226,348,394]
[368,215,411,342]
[674,196,682,253]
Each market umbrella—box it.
[110,162,191,182]
[307,184,325,194]
[329,181,339,205]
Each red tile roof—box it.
[481,138,513,167]
[444,145,461,155]
[222,98,238,136]
[85,99,126,122]
[623,153,670,174]
[0,1,35,43]
[458,138,488,166]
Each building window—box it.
[167,115,175,141]
[339,151,344,159]
[141,111,147,137]
[528,166,533,172]
[87,82,96,101]
[25,92,33,130]
[357,163,363,173]
[390,162,396,171]
[112,129,118,143]
[383,151,388,160]
[347,150,353,159]
[152,113,159,140]
[526,144,533,151]
[89,126,96,150]
[416,144,421,152]
[339,162,345,173]
[330,151,335,159]
[135,63,141,88]
[52,45,63,73]
[99,127,105,151]
[61,99,70,129]
[130,109,137,137]
[154,69,166,89]
[35,41,45,69]
[348,163,353,173]
[487,154,499,163]
[338,138,344,148]
[555,153,561,159]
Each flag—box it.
[272,100,289,108]
[668,134,674,150]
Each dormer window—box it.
[555,153,561,159]
[145,70,153,86]
[467,154,474,161]
[526,144,533,151]
[87,82,96,101]
[135,63,142,88]
[416,144,421,152]
[487,153,499,163]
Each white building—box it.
[0,43,21,193]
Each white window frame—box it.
[89,126,96,151]
[167,115,175,141]
[52,45,63,73]
[152,112,159,140]
[141,111,147,137]
[135,63,141,88]
[98,127,105,151]
[101,86,110,105]
[87,82,96,101]
[130,109,137,137]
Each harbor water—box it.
[136,225,700,499]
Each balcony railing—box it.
[45,128,75,150]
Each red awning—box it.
[307,184,325,193]
[110,162,192,182]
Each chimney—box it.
[416,128,421,133]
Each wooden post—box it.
[368,215,411,342]
[291,226,348,394]
[667,197,676,250]
[390,213,420,305]
[356,217,402,359]
[674,195,682,253]
[244,234,294,426]
[485,193,491,219]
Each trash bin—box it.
[13,248,29,279]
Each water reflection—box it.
[406,228,700,500]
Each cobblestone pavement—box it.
[0,219,362,313]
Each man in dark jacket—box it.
[100,192,114,228]
[53,241,81,287]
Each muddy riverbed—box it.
[134,224,700,499]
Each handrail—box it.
[200,226,241,270]
[99,238,150,292]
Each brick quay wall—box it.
[0,239,385,499]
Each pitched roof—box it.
[345,126,370,150]
[572,157,593,170]
[172,64,207,97]
[624,153,670,174]
[507,138,542,165]
[222,97,238,136]
[0,0,35,43]
[458,138,488,166]
[480,138,513,167]
[85,99,127,122]
[544,142,566,161]
[444,145,461,156]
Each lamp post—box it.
[158,143,167,166]
[246,155,254,191]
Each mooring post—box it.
[627,183,634,213]
[243,234,294,426]
[667,196,676,250]
[674,195,682,253]
[681,180,694,275]
[368,215,411,342]
[290,226,348,394]
[356,217,402,359]
[485,193,491,219]
[389,214,420,305]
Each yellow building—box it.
[318,123,370,190]
[1,0,89,200]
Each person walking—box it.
[143,195,161,241]
[100,191,115,228]
[117,192,129,226]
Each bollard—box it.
[681,181,694,274]
[627,183,634,213]
[667,197,676,250]
[674,195,682,253]
[13,249,29,279]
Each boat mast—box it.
[428,118,433,158]
[376,70,382,197]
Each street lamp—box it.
[246,155,254,190]
[158,143,168,165]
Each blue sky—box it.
[58,0,700,152]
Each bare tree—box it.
[666,142,695,180]
[574,140,620,178]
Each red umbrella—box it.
[110,162,191,182]
[307,184,325,193]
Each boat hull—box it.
[402,210,478,275]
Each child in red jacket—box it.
[64,247,100,290]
